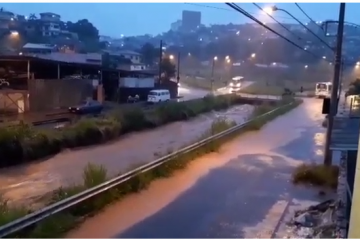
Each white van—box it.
[147,89,170,103]
[315,82,332,98]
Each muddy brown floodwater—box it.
[67,98,328,238]
[0,104,254,209]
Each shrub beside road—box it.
[0,97,302,238]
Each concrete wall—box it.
[28,78,94,111]
[119,77,155,88]
[0,92,29,113]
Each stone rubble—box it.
[286,199,339,238]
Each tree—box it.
[140,42,157,65]
[64,19,100,52]
[66,19,99,43]
[347,78,360,96]
[161,58,176,78]
[29,14,37,20]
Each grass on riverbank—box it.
[0,94,249,169]
[292,163,339,189]
[239,79,315,96]
[1,99,302,238]
[180,76,226,91]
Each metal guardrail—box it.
[0,101,294,238]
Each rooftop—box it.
[40,12,61,17]
[35,52,102,65]
[23,43,55,50]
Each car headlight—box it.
[76,108,80,110]
[229,83,233,86]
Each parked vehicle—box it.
[127,95,140,103]
[68,100,103,114]
[147,89,171,103]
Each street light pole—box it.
[177,52,180,84]
[211,58,216,92]
[272,7,331,51]
[324,2,346,166]
[158,40,163,83]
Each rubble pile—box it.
[288,199,339,238]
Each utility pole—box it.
[211,57,217,93]
[211,60,215,92]
[176,52,180,84]
[324,3,346,165]
[158,40,163,83]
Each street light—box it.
[251,53,256,58]
[10,31,19,36]
[226,59,231,64]
[213,56,218,61]
[263,6,274,15]
[225,55,230,60]
[169,55,174,60]
[305,65,308,68]
[322,56,326,59]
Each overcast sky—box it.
[1,3,358,37]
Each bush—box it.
[0,194,29,228]
[0,95,247,169]
[292,163,339,189]
[0,99,301,238]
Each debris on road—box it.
[287,199,339,238]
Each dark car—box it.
[68,100,103,115]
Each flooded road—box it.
[0,104,254,209]
[67,98,327,238]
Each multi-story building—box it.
[39,12,61,37]
[0,10,15,29]
[181,10,201,32]
[117,50,142,64]
[170,20,182,32]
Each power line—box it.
[294,3,324,32]
[225,3,327,61]
[271,6,334,52]
[184,3,308,21]
[252,3,304,42]
[294,3,316,23]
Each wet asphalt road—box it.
[68,98,327,238]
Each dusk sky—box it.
[1,3,359,37]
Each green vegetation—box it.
[292,163,339,189]
[0,98,301,238]
[180,76,226,91]
[347,78,360,96]
[240,79,315,96]
[0,95,257,169]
